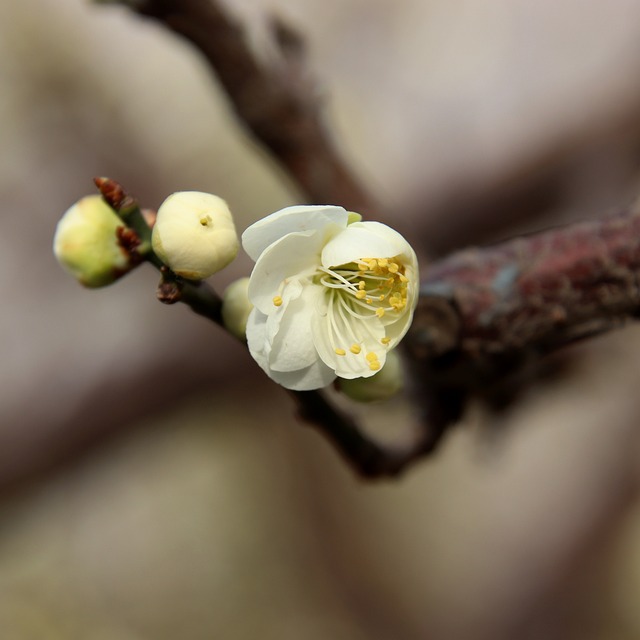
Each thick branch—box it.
[406,203,640,388]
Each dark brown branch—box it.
[291,389,450,478]
[104,0,377,215]
[406,203,640,388]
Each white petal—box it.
[267,359,336,391]
[264,278,304,345]
[247,230,321,314]
[269,285,325,372]
[246,306,335,390]
[246,307,272,371]
[320,222,403,267]
[311,293,388,380]
[242,205,349,260]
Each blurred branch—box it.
[403,202,640,430]
[408,202,640,367]
[101,0,377,215]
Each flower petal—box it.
[246,307,272,371]
[242,205,349,260]
[267,359,336,391]
[247,230,321,314]
[321,221,413,268]
[246,305,335,389]
[269,285,325,372]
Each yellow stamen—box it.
[273,296,283,307]
[388,262,399,273]
[366,352,378,362]
[358,280,366,290]
[381,337,391,345]
[369,360,381,371]
[377,258,388,268]
[355,290,366,299]
[376,308,385,318]
[335,348,346,356]
[350,344,361,354]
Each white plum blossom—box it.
[242,205,419,391]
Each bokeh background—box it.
[3,0,640,638]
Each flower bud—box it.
[53,195,131,288]
[338,350,404,402]
[221,277,253,340]
[151,191,239,279]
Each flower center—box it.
[316,257,409,369]
[319,257,409,313]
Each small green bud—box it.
[338,349,404,402]
[151,191,239,279]
[53,195,131,288]
[221,277,253,340]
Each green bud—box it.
[53,195,131,288]
[338,349,404,402]
[151,191,239,279]
[221,277,253,340]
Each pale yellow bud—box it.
[221,277,253,340]
[151,191,239,279]
[338,349,404,402]
[53,195,131,288]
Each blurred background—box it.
[3,0,640,638]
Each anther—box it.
[335,348,346,356]
[350,344,361,354]
[273,296,283,307]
